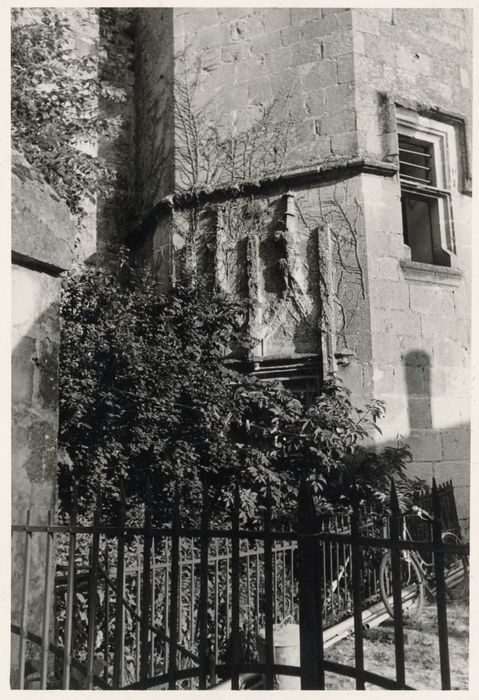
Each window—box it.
[248,355,322,406]
[397,109,457,267]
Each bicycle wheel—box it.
[442,533,468,599]
[379,552,425,620]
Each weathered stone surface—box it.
[336,52,355,83]
[408,429,443,462]
[131,7,471,532]
[11,152,80,271]
[11,264,62,684]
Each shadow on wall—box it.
[11,276,61,687]
[375,349,470,537]
[405,350,433,430]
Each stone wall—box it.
[131,8,471,526]
[11,151,81,684]
[135,8,175,215]
[133,7,365,196]
[97,9,137,256]
[351,8,472,530]
[352,8,472,164]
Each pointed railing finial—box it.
[297,477,318,534]
[432,477,442,521]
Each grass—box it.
[324,599,469,690]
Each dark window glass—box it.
[401,194,435,264]
[399,136,433,185]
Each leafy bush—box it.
[11,8,126,218]
[59,254,422,525]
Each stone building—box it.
[12,5,472,636]
[10,5,472,685]
[129,7,472,530]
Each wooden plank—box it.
[432,479,451,690]
[297,479,324,690]
[389,481,406,689]
[40,509,55,688]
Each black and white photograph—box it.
[10,4,473,691]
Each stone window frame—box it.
[397,108,458,268]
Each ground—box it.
[324,600,469,690]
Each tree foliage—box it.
[59,255,423,526]
[11,8,127,218]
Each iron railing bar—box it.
[246,544,251,646]
[167,484,180,689]
[11,624,111,690]
[190,538,194,660]
[86,491,101,690]
[213,659,412,687]
[98,564,201,666]
[140,502,152,686]
[230,484,241,690]
[135,544,141,682]
[112,489,126,689]
[151,538,156,677]
[255,548,260,635]
[17,507,32,689]
[350,501,365,690]
[432,481,451,689]
[390,482,406,689]
[62,494,77,690]
[178,551,183,670]
[263,484,274,690]
[40,509,54,689]
[225,539,230,641]
[164,539,169,672]
[103,546,110,684]
[11,525,468,555]
[198,484,209,689]
[297,480,324,690]
[290,543,295,620]
[214,539,219,665]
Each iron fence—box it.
[11,479,468,690]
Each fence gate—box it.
[11,479,468,690]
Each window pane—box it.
[399,136,433,184]
[402,195,435,264]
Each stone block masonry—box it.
[130,8,471,531]
[135,7,368,195]
[11,150,81,683]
